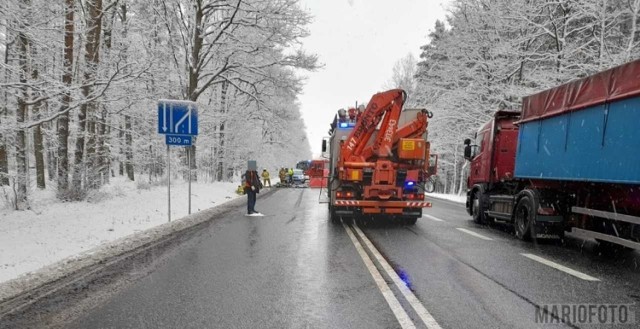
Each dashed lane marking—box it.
[521,253,600,282]
[456,228,494,241]
[423,214,444,222]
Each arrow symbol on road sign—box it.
[162,102,167,132]
[174,106,191,134]
[170,103,174,133]
[188,104,192,134]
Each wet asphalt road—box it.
[66,189,640,329]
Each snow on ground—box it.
[427,193,467,204]
[0,177,239,284]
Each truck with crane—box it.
[321,89,436,225]
[463,60,640,250]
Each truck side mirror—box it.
[464,138,471,146]
[464,145,472,160]
[321,137,330,159]
[428,154,438,175]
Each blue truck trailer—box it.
[463,60,640,249]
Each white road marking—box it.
[456,228,494,241]
[342,224,416,329]
[353,225,442,329]
[423,214,444,222]
[521,253,600,282]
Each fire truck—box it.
[308,159,329,188]
[321,89,436,225]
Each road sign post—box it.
[167,145,171,222]
[188,148,191,215]
[158,100,198,220]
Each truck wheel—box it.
[514,195,536,241]
[425,177,436,193]
[471,192,486,224]
[329,206,340,224]
[405,217,418,225]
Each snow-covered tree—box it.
[384,53,418,107]
[408,0,640,195]
[0,0,316,207]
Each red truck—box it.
[464,60,640,250]
[307,159,329,188]
[322,89,436,225]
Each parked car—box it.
[292,169,309,187]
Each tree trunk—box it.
[31,67,46,189]
[86,112,97,188]
[47,134,56,182]
[16,14,29,208]
[72,103,88,189]
[458,161,468,196]
[215,122,225,181]
[185,0,204,182]
[0,27,10,186]
[452,145,458,195]
[626,0,640,61]
[73,0,103,190]
[119,123,124,176]
[97,107,109,185]
[0,132,8,186]
[215,81,229,181]
[124,115,134,181]
[58,0,74,194]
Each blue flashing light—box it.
[339,122,349,128]
[405,181,415,187]
[348,122,356,127]
[397,269,412,289]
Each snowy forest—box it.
[2,0,640,211]
[386,0,640,195]
[0,0,315,210]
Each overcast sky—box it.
[297,0,451,156]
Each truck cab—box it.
[464,111,519,222]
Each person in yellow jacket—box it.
[261,169,271,187]
[288,168,294,184]
[279,168,286,184]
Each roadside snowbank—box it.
[427,193,466,204]
[0,178,239,284]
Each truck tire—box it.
[405,217,418,225]
[425,177,436,193]
[471,191,486,224]
[329,206,340,224]
[514,195,536,241]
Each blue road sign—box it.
[158,100,198,136]
[166,134,192,146]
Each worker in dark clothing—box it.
[244,169,263,216]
